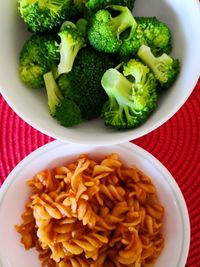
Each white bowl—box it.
[0,0,200,145]
[0,141,190,267]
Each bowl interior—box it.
[0,141,190,267]
[0,0,200,144]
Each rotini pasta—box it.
[15,153,164,267]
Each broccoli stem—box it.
[58,35,80,74]
[101,68,133,106]
[109,5,137,39]
[58,21,86,75]
[44,71,64,116]
[137,45,173,83]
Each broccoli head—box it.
[55,99,82,127]
[86,0,135,13]
[44,72,81,127]
[136,17,172,56]
[58,20,86,75]
[88,5,137,53]
[118,16,172,60]
[18,0,72,33]
[58,47,116,120]
[75,18,88,36]
[101,59,158,129]
[137,45,180,88]
[19,34,59,88]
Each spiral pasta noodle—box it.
[15,153,164,267]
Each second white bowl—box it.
[0,141,190,267]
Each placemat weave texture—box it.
[0,79,199,266]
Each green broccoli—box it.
[44,72,81,127]
[19,34,59,89]
[88,5,137,53]
[136,17,172,56]
[58,20,86,75]
[57,47,116,120]
[18,0,72,33]
[86,0,135,13]
[75,18,88,35]
[118,16,172,59]
[101,59,158,129]
[137,45,180,88]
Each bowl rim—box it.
[0,0,200,145]
[0,140,190,266]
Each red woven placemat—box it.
[0,79,200,266]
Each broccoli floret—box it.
[18,0,72,33]
[58,20,86,75]
[137,45,180,88]
[118,16,172,60]
[57,47,115,120]
[75,18,88,36]
[55,100,82,126]
[44,72,81,126]
[136,17,172,56]
[101,59,158,129]
[86,0,135,13]
[19,34,59,89]
[88,5,137,53]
